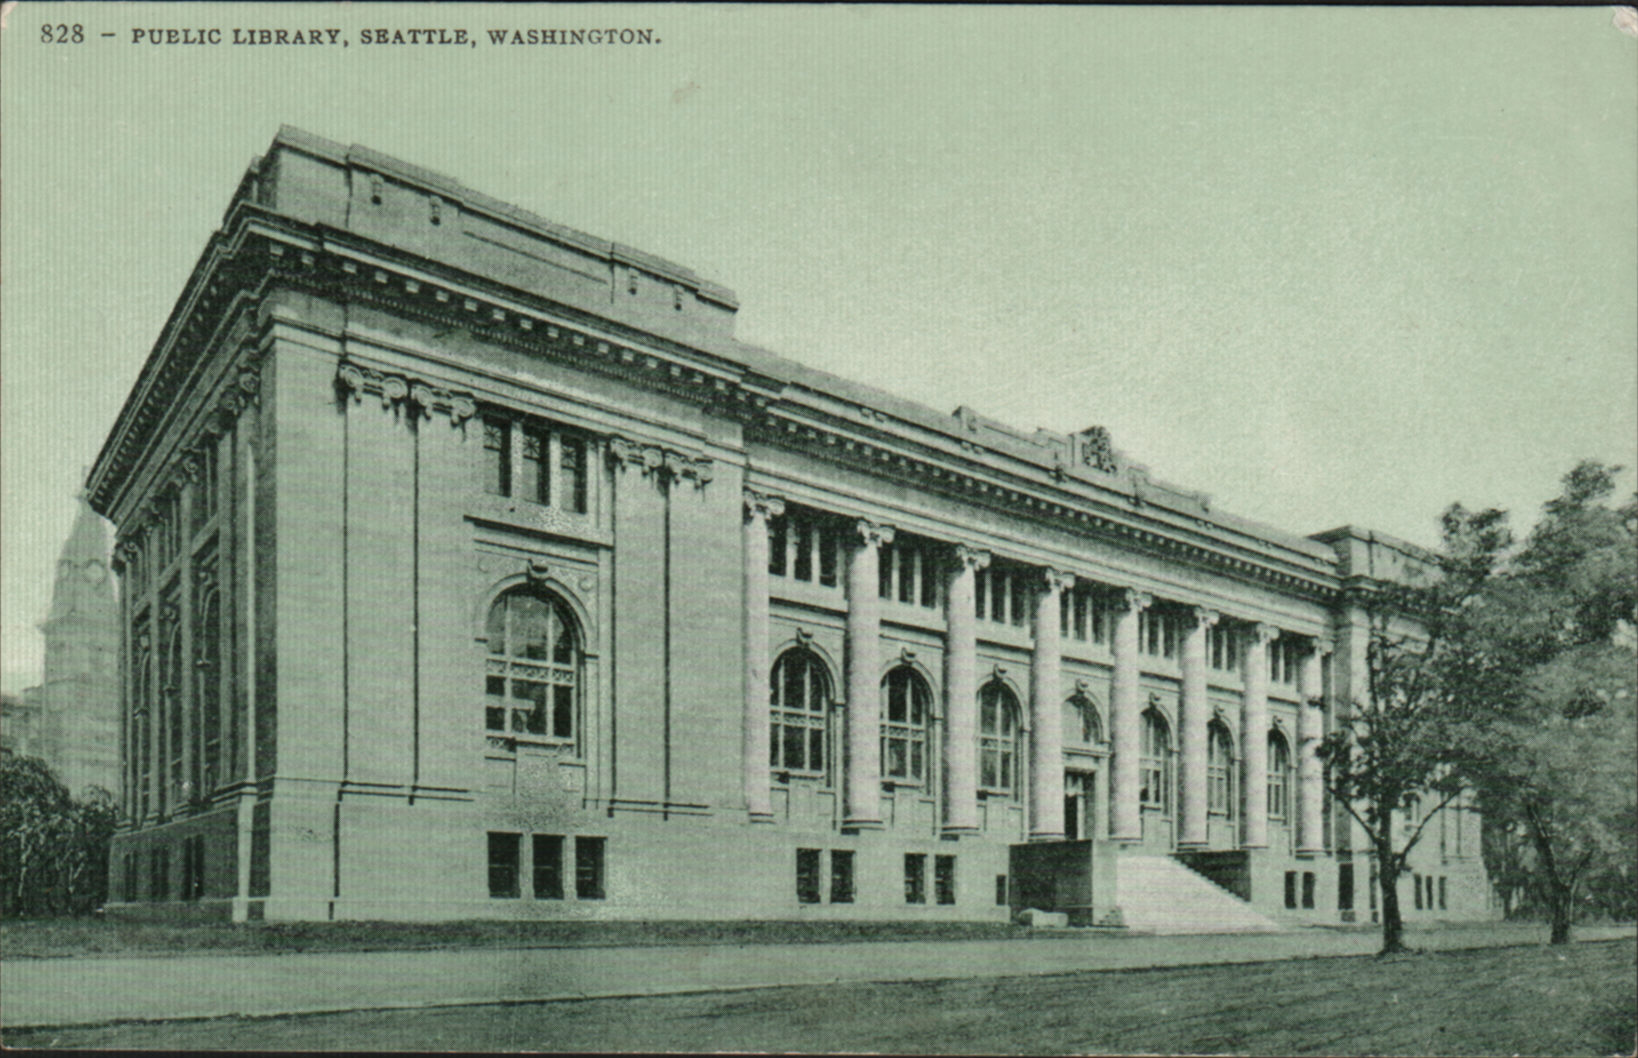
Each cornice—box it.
[90,201,1342,603]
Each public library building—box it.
[90,129,1493,927]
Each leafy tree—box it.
[1463,463,1637,944]
[1317,504,1512,955]
[0,751,117,917]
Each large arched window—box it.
[1063,692,1102,747]
[485,588,580,742]
[1206,721,1234,817]
[881,667,931,784]
[133,638,152,821]
[1140,708,1172,813]
[193,582,222,794]
[163,624,184,809]
[770,649,830,776]
[1267,730,1291,821]
[979,680,1021,796]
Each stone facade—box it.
[1,495,121,797]
[87,128,1493,925]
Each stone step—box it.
[1113,855,1285,935]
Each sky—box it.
[2,5,1635,693]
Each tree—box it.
[1462,463,1637,944]
[0,751,117,917]
[1317,503,1513,955]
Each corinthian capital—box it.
[952,544,991,573]
[1042,568,1075,594]
[744,489,786,521]
[855,520,895,549]
[1186,606,1221,632]
[1249,622,1281,647]
[1113,587,1152,614]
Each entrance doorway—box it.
[1064,770,1095,840]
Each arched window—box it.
[133,640,152,821]
[770,649,830,776]
[1267,730,1292,821]
[979,680,1021,796]
[485,588,580,743]
[1207,721,1235,817]
[881,667,931,784]
[163,624,184,808]
[1140,708,1171,813]
[1063,692,1102,747]
[193,583,222,794]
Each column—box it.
[1178,606,1218,849]
[943,544,989,834]
[1241,623,1279,850]
[741,490,784,823]
[1029,568,1073,841]
[1297,637,1329,855]
[844,519,893,830]
[1109,588,1150,843]
[178,486,195,809]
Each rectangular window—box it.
[1438,876,1447,911]
[818,524,838,587]
[181,836,206,901]
[1283,870,1297,909]
[935,855,957,905]
[898,548,916,604]
[920,548,939,608]
[1427,875,1437,910]
[995,874,1008,907]
[560,436,588,513]
[189,443,219,535]
[122,852,140,903]
[793,522,814,581]
[483,418,511,497]
[520,426,549,504]
[768,516,787,576]
[904,853,927,905]
[829,850,855,904]
[1412,872,1423,910]
[483,414,590,514]
[974,571,987,619]
[488,832,521,898]
[151,845,171,902]
[1338,863,1355,911]
[532,835,564,900]
[1301,871,1316,910]
[1210,625,1240,672]
[575,836,606,900]
[796,848,822,904]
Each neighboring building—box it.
[88,128,1492,925]
[0,495,121,796]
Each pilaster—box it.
[1241,622,1279,850]
[1178,606,1219,849]
[742,490,784,823]
[1109,588,1150,843]
[943,544,989,834]
[1297,637,1329,855]
[1029,568,1073,841]
[844,519,893,830]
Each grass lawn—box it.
[0,916,1051,958]
[9,938,1634,1054]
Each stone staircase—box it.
[1112,855,1284,935]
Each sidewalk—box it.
[3,923,1632,1029]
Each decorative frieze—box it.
[335,360,476,426]
[608,436,714,489]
